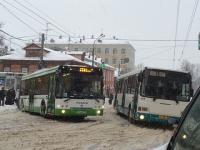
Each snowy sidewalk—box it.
[0,105,18,114]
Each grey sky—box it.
[0,0,200,69]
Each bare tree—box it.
[136,63,144,72]
[181,59,200,92]
[0,23,8,56]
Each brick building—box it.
[0,43,85,73]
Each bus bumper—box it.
[54,108,103,117]
[135,112,180,124]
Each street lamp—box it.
[92,34,105,67]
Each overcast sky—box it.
[0,0,200,69]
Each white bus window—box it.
[173,93,200,150]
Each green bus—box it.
[19,65,105,118]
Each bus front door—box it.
[29,79,35,112]
[47,75,55,114]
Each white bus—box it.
[19,65,105,118]
[114,67,193,124]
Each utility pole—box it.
[45,22,52,41]
[40,33,45,69]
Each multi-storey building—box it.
[42,38,136,74]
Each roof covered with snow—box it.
[84,52,115,70]
[66,51,85,55]
[0,47,83,63]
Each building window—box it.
[74,48,78,51]
[97,48,101,53]
[121,48,126,54]
[113,48,117,54]
[105,58,109,63]
[112,59,116,64]
[4,66,10,72]
[105,48,109,54]
[120,59,125,64]
[21,67,28,73]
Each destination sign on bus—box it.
[79,68,93,73]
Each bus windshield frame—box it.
[55,66,104,99]
[140,69,192,102]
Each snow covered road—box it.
[0,104,172,150]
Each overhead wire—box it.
[180,0,199,60]
[12,0,73,37]
[1,0,46,27]
[0,1,38,34]
[1,36,24,48]
[0,29,28,41]
[21,0,76,36]
[173,0,181,68]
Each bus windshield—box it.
[142,70,191,101]
[56,72,103,99]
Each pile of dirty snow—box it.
[0,105,18,114]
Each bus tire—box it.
[128,106,132,123]
[40,100,46,117]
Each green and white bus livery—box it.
[20,65,105,118]
[115,67,193,124]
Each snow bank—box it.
[0,105,18,114]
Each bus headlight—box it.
[97,110,101,115]
[61,109,66,114]
[140,115,145,120]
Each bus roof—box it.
[117,67,190,80]
[146,67,190,74]
[22,66,59,80]
[22,65,101,80]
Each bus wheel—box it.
[128,106,132,123]
[40,100,46,117]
